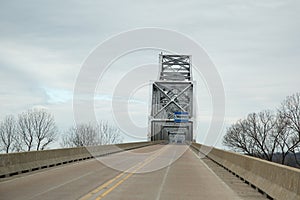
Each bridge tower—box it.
[149,54,194,143]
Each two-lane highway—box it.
[0,144,266,200]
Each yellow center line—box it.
[79,170,129,200]
[95,173,133,200]
[80,156,148,200]
[79,145,169,200]
[95,146,168,200]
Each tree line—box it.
[61,121,123,147]
[223,93,300,167]
[0,108,122,153]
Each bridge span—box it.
[0,143,275,200]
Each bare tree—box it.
[62,123,98,147]
[96,121,123,145]
[280,93,300,136]
[249,111,278,161]
[223,111,278,161]
[13,129,24,152]
[223,119,255,155]
[272,113,291,164]
[61,121,123,148]
[18,111,35,151]
[0,115,17,153]
[18,109,57,151]
[223,93,300,167]
[31,109,57,150]
[279,93,300,166]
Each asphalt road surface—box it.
[0,144,267,200]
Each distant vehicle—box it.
[168,131,186,144]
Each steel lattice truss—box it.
[149,54,194,142]
[151,82,193,120]
[160,54,191,81]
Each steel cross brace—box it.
[153,82,192,118]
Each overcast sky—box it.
[0,0,299,148]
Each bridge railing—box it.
[191,143,300,200]
[0,141,162,178]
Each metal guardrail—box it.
[0,141,162,178]
[190,143,300,200]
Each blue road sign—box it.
[174,112,189,123]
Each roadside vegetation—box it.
[0,108,122,153]
[223,92,300,168]
[60,121,123,147]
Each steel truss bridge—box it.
[150,54,194,144]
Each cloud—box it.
[43,87,73,104]
[0,0,299,146]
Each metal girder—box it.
[150,54,194,143]
[159,54,192,81]
[152,82,193,119]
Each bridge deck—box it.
[0,144,267,200]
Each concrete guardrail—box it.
[0,141,161,178]
[191,143,300,200]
